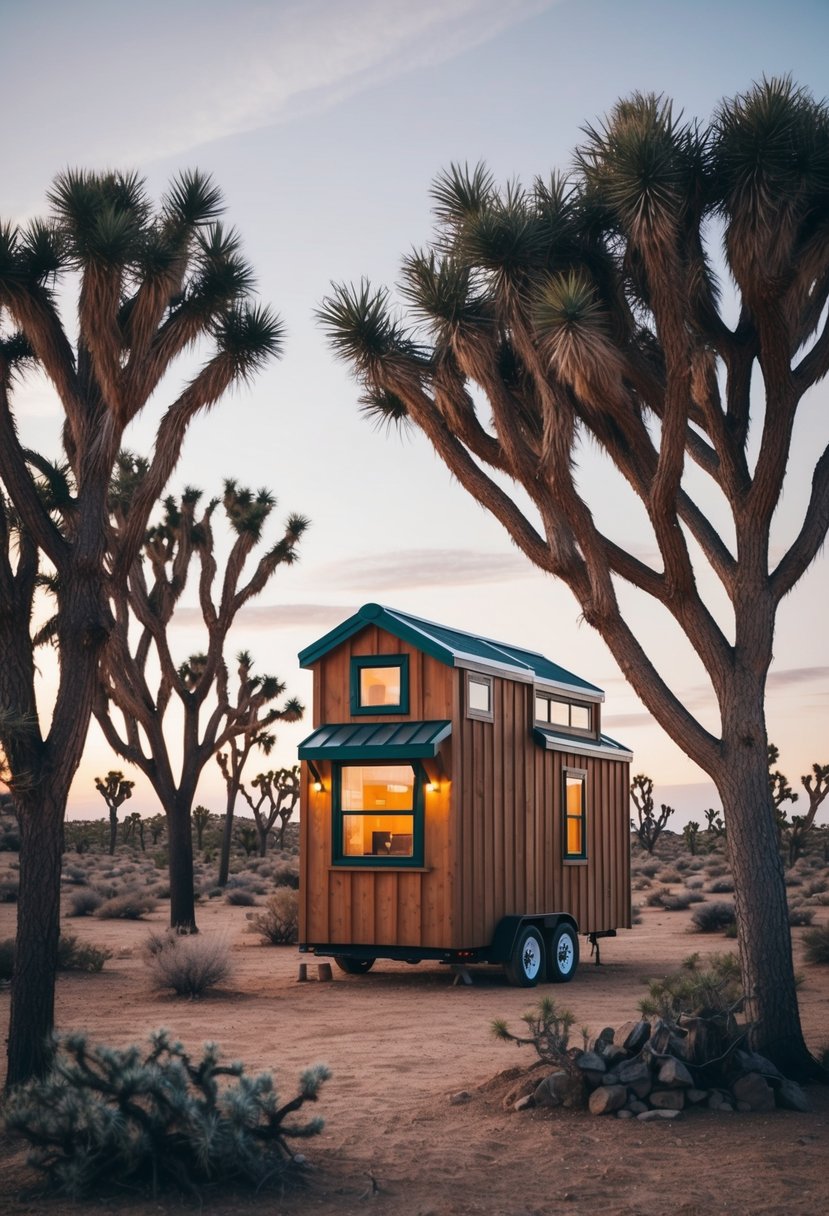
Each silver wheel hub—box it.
[522,937,541,979]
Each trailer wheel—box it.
[334,956,375,975]
[504,925,545,987]
[548,924,579,983]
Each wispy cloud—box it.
[4,0,560,189]
[316,547,537,590]
[767,666,829,692]
[173,603,352,630]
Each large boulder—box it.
[589,1084,627,1116]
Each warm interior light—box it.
[426,781,437,792]
[313,780,323,792]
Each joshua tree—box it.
[319,79,829,1074]
[215,651,302,886]
[94,770,135,855]
[95,476,307,931]
[192,806,211,851]
[237,823,258,857]
[239,765,301,857]
[682,820,701,855]
[123,810,145,850]
[784,762,829,865]
[147,814,166,846]
[0,168,281,1085]
[629,772,674,854]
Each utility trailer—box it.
[297,603,632,985]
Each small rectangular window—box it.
[534,693,594,736]
[350,655,409,715]
[564,770,587,860]
[466,672,493,721]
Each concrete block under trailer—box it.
[299,916,617,985]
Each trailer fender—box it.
[488,913,579,967]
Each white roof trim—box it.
[533,680,605,704]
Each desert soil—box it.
[1,898,827,1216]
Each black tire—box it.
[547,923,579,983]
[503,925,545,987]
[333,956,375,975]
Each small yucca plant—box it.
[4,1029,330,1198]
[492,997,575,1062]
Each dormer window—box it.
[535,693,595,736]
[466,672,493,722]
[350,655,409,715]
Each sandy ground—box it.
[1,897,828,1216]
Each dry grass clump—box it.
[95,888,157,919]
[66,888,104,917]
[226,887,257,906]
[708,877,734,893]
[787,902,815,927]
[0,880,18,903]
[802,924,829,964]
[250,888,299,944]
[144,930,232,997]
[690,901,737,934]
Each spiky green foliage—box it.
[3,1029,329,1197]
[491,997,575,1063]
[638,952,743,1023]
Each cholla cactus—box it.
[492,997,575,1062]
[4,1029,330,1198]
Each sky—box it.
[1,0,828,826]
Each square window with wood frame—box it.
[350,655,409,715]
[466,671,493,721]
[564,770,587,860]
[334,764,422,865]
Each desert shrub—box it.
[492,996,575,1062]
[250,888,299,945]
[708,877,734,893]
[787,904,815,927]
[1,934,110,978]
[66,888,103,917]
[95,888,157,919]
[4,1029,329,1198]
[226,888,256,906]
[63,865,89,886]
[685,875,705,890]
[657,868,683,884]
[802,925,829,964]
[803,877,828,897]
[145,931,232,996]
[645,886,672,907]
[271,862,300,890]
[659,890,694,911]
[691,901,737,934]
[57,934,111,972]
[639,952,743,1029]
[785,873,803,887]
[636,859,660,878]
[0,880,18,903]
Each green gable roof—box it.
[298,603,604,699]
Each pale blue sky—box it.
[2,0,827,822]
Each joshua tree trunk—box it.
[166,801,197,933]
[218,788,235,887]
[6,792,64,1087]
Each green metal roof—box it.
[533,727,633,763]
[299,720,452,762]
[298,603,603,697]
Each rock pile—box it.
[519,1017,810,1120]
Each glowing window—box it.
[350,655,409,715]
[334,764,421,865]
[564,770,587,860]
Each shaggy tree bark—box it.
[319,79,829,1077]
[95,482,305,931]
[0,169,282,1085]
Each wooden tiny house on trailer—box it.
[297,603,632,985]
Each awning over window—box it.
[533,727,633,763]
[299,720,451,762]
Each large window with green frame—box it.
[350,655,410,715]
[563,768,588,860]
[333,762,424,866]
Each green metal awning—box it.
[299,720,451,762]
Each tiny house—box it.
[297,603,632,985]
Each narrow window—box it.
[350,655,409,715]
[564,770,587,860]
[466,672,493,721]
[334,763,422,866]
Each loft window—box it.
[535,693,594,736]
[350,655,409,715]
[466,671,493,722]
[333,763,423,866]
[564,769,587,860]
